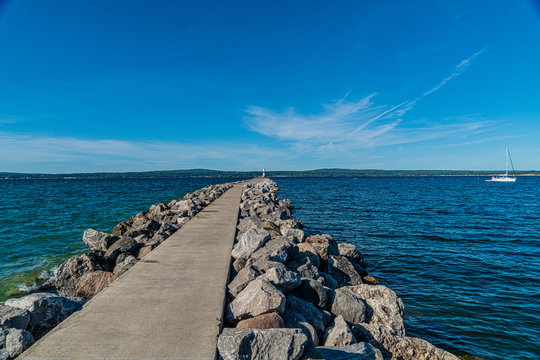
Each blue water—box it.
[1,176,539,359]
[276,177,540,360]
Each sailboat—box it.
[486,146,516,182]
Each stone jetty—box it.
[0,178,460,359]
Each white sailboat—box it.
[486,146,516,182]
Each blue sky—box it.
[0,0,539,172]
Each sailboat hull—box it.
[486,176,516,182]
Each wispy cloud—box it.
[245,49,488,154]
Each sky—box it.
[0,0,539,173]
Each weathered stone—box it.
[236,312,284,329]
[54,253,108,296]
[291,278,328,309]
[229,278,285,320]
[318,272,339,290]
[327,255,363,287]
[305,234,339,261]
[282,309,319,348]
[330,287,367,325]
[74,270,117,298]
[113,255,138,276]
[228,265,261,297]
[111,221,130,236]
[176,216,190,226]
[0,328,8,360]
[0,305,30,330]
[260,220,282,238]
[82,229,118,252]
[286,295,331,337]
[5,328,35,359]
[287,257,320,280]
[5,293,84,339]
[217,328,308,360]
[231,229,271,260]
[281,227,305,243]
[261,267,301,293]
[135,244,155,260]
[302,342,383,360]
[246,259,287,274]
[337,242,363,262]
[104,236,139,262]
[323,315,357,347]
[231,257,246,277]
[295,243,321,268]
[348,284,405,336]
[250,236,296,263]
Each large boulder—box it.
[322,315,356,347]
[337,243,363,263]
[5,293,84,339]
[228,278,285,321]
[247,259,287,274]
[228,265,261,298]
[282,310,319,348]
[217,328,308,360]
[281,228,305,243]
[330,287,367,325]
[286,295,331,337]
[291,278,328,309]
[113,255,138,276]
[82,229,119,252]
[236,312,284,329]
[104,236,139,262]
[0,305,30,330]
[232,229,271,260]
[326,256,363,287]
[260,220,282,238]
[305,234,338,261]
[261,267,301,293]
[75,270,118,298]
[302,342,383,360]
[250,236,296,263]
[54,253,108,296]
[295,243,321,268]
[0,328,7,360]
[5,328,35,359]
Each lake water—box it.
[1,176,539,359]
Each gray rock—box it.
[231,257,246,277]
[54,252,108,296]
[6,328,35,359]
[176,216,190,226]
[260,220,282,238]
[237,216,262,233]
[232,229,271,260]
[305,234,339,261]
[286,295,331,337]
[113,255,138,276]
[282,310,319,348]
[303,342,383,360]
[0,328,8,360]
[5,293,85,339]
[247,259,287,274]
[337,243,363,263]
[291,278,328,309]
[318,272,339,290]
[327,256,363,287]
[323,315,357,347]
[217,327,308,360]
[82,229,119,252]
[250,236,295,263]
[330,287,367,325]
[0,305,30,330]
[281,227,305,243]
[229,278,285,320]
[228,265,261,298]
[104,236,139,262]
[261,267,301,293]
[287,257,320,280]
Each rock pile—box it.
[218,179,459,360]
[0,182,234,360]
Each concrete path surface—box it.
[19,182,245,360]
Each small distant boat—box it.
[486,146,516,182]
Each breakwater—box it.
[217,179,458,360]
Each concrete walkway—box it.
[20,182,245,360]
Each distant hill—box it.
[1,168,538,179]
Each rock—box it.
[305,234,339,261]
[104,236,139,262]
[282,309,319,348]
[247,259,287,274]
[260,220,282,238]
[318,272,339,290]
[176,216,190,226]
[74,271,117,298]
[323,315,357,347]
[111,221,130,236]
[113,255,138,276]
[287,257,320,280]
[302,342,383,360]
[330,287,367,325]
[228,278,285,320]
[348,285,405,336]
[54,253,108,296]
[135,244,155,260]
[291,278,328,309]
[228,265,261,298]
[231,229,271,260]
[295,243,321,268]
[5,328,35,359]
[250,236,295,263]
[0,328,7,360]
[236,312,284,329]
[0,305,30,330]
[5,293,84,339]
[261,267,301,293]
[327,256,363,287]
[217,328,308,360]
[82,229,119,252]
[231,258,246,277]
[281,227,305,243]
[286,295,331,337]
[337,242,363,263]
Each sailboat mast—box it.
[505,146,509,176]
